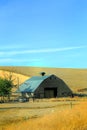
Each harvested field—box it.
[0,98,86,130]
[0,66,87,93]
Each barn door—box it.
[44,90,54,98]
[44,88,57,98]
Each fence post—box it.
[70,102,72,109]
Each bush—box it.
[0,78,13,102]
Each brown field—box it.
[0,67,87,129]
[0,66,87,93]
[0,70,29,84]
[0,98,87,130]
[0,70,29,92]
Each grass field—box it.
[0,67,87,129]
[0,98,87,130]
[0,70,29,92]
[0,70,29,84]
[0,66,87,93]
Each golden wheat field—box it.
[0,70,29,85]
[0,67,87,130]
[0,70,29,92]
[0,66,87,93]
[0,98,87,130]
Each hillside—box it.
[0,70,29,92]
[0,66,87,93]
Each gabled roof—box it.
[16,75,51,93]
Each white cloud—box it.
[0,45,86,56]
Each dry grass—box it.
[0,99,74,126]
[0,70,29,84]
[0,98,87,130]
[0,67,87,129]
[0,66,87,93]
[3,101,87,130]
[0,70,29,92]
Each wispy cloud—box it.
[0,45,86,56]
[0,58,40,63]
[0,44,27,50]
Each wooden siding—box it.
[34,75,72,98]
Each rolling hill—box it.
[0,66,87,93]
[0,70,29,92]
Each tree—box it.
[3,70,19,88]
[0,70,20,102]
[0,78,13,102]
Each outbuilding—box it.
[16,74,73,98]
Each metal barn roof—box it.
[16,75,51,93]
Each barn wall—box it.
[34,75,72,98]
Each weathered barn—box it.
[16,74,73,98]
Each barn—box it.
[16,74,73,98]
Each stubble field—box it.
[0,67,87,129]
[0,98,87,130]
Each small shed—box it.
[16,74,73,98]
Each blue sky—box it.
[0,0,87,68]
